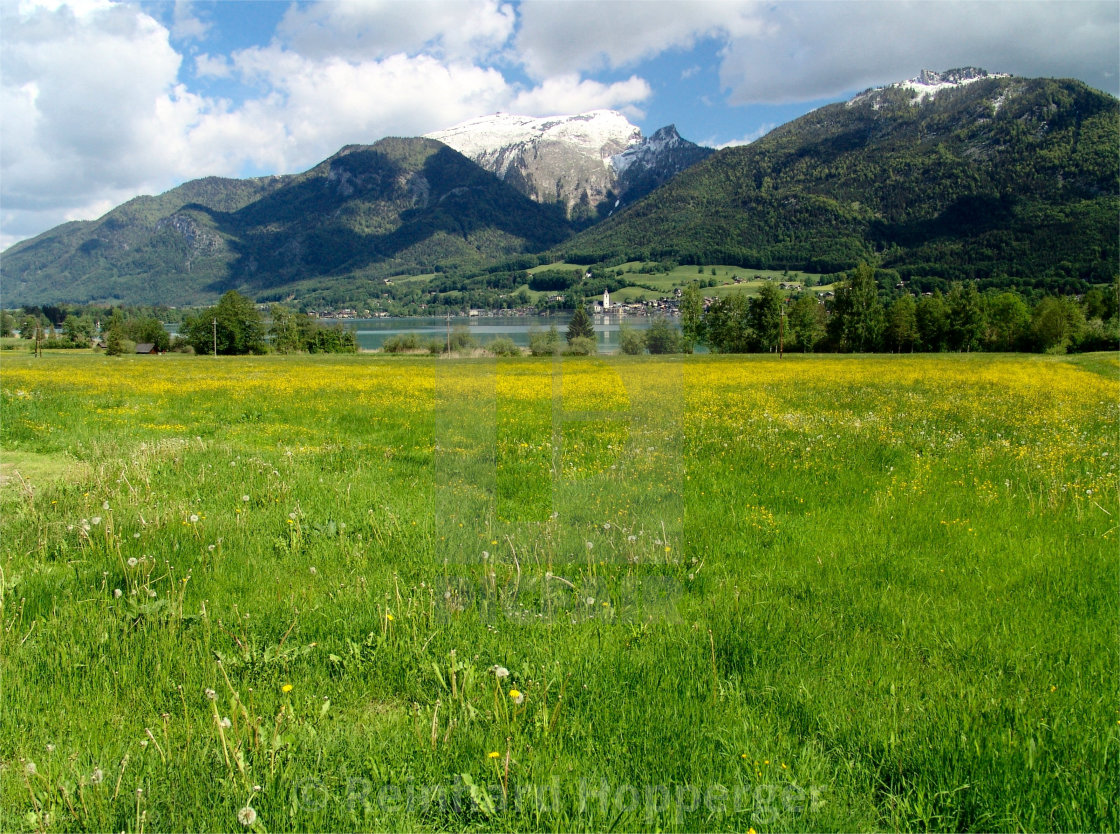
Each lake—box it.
[323,313,690,353]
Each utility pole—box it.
[212,318,217,357]
[445,311,450,355]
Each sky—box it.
[2,0,1117,251]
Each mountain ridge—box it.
[3,71,1116,306]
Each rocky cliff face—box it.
[426,110,711,222]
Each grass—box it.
[527,262,833,303]
[1,351,1116,832]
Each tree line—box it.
[4,292,356,355]
[680,266,1118,355]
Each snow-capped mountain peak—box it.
[425,110,710,221]
[426,110,642,176]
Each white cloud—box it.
[711,122,777,149]
[515,0,766,78]
[171,0,210,41]
[510,74,651,117]
[716,1,1120,103]
[275,0,517,62]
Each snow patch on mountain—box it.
[611,125,686,175]
[426,110,642,174]
[850,68,1011,107]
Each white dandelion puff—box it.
[238,806,257,826]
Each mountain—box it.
[560,70,1119,289]
[425,110,712,223]
[1,137,572,306]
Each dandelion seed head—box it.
[189,514,199,523]
[219,717,231,729]
[90,768,104,785]
[490,665,510,679]
[114,589,123,598]
[238,806,257,826]
[91,517,102,526]
[127,557,139,567]
[205,688,217,701]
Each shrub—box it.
[619,324,646,355]
[487,337,521,356]
[449,325,478,353]
[645,318,682,354]
[563,335,597,356]
[382,333,424,353]
[529,325,561,356]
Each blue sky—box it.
[2,0,1117,249]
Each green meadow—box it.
[1,352,1116,832]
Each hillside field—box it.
[1,352,1117,832]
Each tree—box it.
[704,292,752,353]
[679,283,705,353]
[915,291,949,352]
[984,292,1030,351]
[619,323,646,355]
[19,314,38,339]
[946,282,985,352]
[787,295,826,352]
[63,314,94,345]
[1031,296,1085,353]
[105,326,125,356]
[182,291,265,355]
[0,309,13,337]
[830,263,883,352]
[885,294,918,352]
[566,305,594,344]
[269,304,303,354]
[645,318,681,354]
[749,281,782,351]
[129,316,171,352]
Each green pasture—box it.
[0,352,1116,832]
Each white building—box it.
[602,289,611,310]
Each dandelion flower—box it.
[386,613,395,622]
[487,751,500,759]
[237,806,257,826]
[509,689,524,704]
[281,684,293,693]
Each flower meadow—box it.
[1,351,1117,832]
